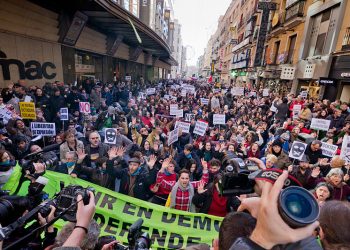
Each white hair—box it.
[326,168,344,178]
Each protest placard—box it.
[146,88,156,95]
[168,127,179,146]
[289,141,307,160]
[175,121,191,133]
[231,87,244,96]
[185,113,195,122]
[30,122,56,136]
[104,128,117,144]
[300,91,308,99]
[0,107,13,124]
[321,142,338,157]
[263,89,269,97]
[181,89,187,97]
[170,104,178,115]
[19,102,36,119]
[193,120,208,136]
[341,135,350,163]
[292,104,302,119]
[60,108,69,121]
[79,102,91,114]
[310,118,331,131]
[201,98,209,105]
[138,92,146,99]
[213,114,226,125]
[174,109,183,118]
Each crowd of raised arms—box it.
[0,78,349,250]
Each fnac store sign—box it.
[0,51,56,80]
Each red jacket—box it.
[152,172,177,196]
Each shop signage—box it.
[341,72,350,78]
[319,77,335,85]
[75,64,95,73]
[0,52,56,80]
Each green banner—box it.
[3,167,223,249]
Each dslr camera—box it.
[219,158,257,196]
[20,151,58,176]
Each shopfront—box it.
[327,55,350,102]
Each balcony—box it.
[270,11,286,37]
[342,27,350,51]
[284,0,305,29]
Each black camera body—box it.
[20,151,58,176]
[219,158,256,196]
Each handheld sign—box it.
[170,104,178,116]
[0,107,13,124]
[321,142,338,158]
[19,102,36,119]
[292,105,302,120]
[60,108,69,121]
[289,141,307,160]
[263,89,269,97]
[340,135,350,163]
[181,90,187,97]
[185,113,195,122]
[175,121,190,133]
[310,118,331,131]
[175,109,184,118]
[231,87,244,96]
[168,127,179,146]
[104,128,117,144]
[193,120,208,136]
[146,88,156,95]
[79,102,91,114]
[213,114,226,125]
[30,122,56,136]
[201,98,209,105]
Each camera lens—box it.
[278,186,319,228]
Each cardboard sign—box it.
[201,98,209,105]
[30,122,56,136]
[79,102,91,114]
[213,114,226,125]
[310,118,331,131]
[231,87,244,96]
[193,120,208,136]
[170,104,178,116]
[289,141,307,160]
[146,88,156,95]
[185,113,195,122]
[292,104,302,119]
[181,90,187,97]
[340,135,350,163]
[104,128,117,144]
[138,92,146,99]
[0,107,13,124]
[19,102,36,119]
[321,142,338,158]
[168,127,179,146]
[174,109,183,118]
[263,89,269,97]
[175,121,190,133]
[60,108,69,121]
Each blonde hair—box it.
[266,154,278,164]
[330,156,345,168]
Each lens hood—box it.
[278,186,319,228]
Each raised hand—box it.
[161,157,172,172]
[146,154,157,169]
[215,143,220,151]
[76,148,87,161]
[116,146,126,157]
[201,158,208,171]
[199,142,204,150]
[108,147,118,160]
[197,182,207,194]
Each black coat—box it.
[175,152,202,173]
[106,157,157,201]
[192,184,240,214]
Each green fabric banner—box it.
[3,167,223,249]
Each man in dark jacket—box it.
[48,88,66,121]
[66,86,85,112]
[106,148,157,201]
[273,97,289,122]
[327,108,345,132]
[175,144,202,173]
[304,140,323,165]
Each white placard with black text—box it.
[310,118,331,131]
[193,121,208,136]
[168,127,179,146]
[288,141,307,160]
[30,122,56,136]
[175,121,190,133]
[321,142,338,158]
[213,114,226,125]
[60,108,69,121]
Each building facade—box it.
[0,0,179,87]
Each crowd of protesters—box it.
[0,78,350,249]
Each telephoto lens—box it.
[278,186,319,228]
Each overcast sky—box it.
[173,0,232,66]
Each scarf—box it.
[164,169,172,176]
[170,181,195,212]
[131,167,141,176]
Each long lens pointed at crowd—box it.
[1,0,350,249]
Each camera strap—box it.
[249,169,302,188]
